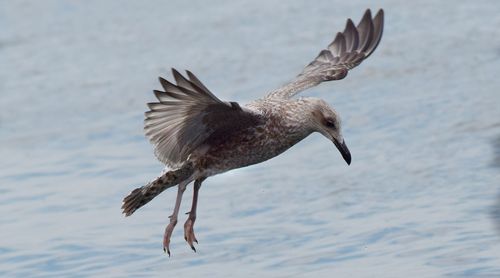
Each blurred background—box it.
[1,0,500,277]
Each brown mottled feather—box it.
[123,9,384,217]
[121,163,195,216]
[144,69,263,168]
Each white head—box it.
[307,98,351,165]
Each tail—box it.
[121,163,194,216]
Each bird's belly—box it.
[193,135,297,175]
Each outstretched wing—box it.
[145,69,262,168]
[266,9,384,99]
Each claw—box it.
[163,218,177,258]
[164,247,170,257]
[163,244,171,257]
[184,217,199,251]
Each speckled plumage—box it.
[122,9,384,255]
[192,98,324,175]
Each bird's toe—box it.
[184,218,198,252]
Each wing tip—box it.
[362,9,372,21]
[158,76,174,92]
[364,8,384,58]
[346,18,355,28]
[171,67,181,76]
[364,8,384,19]
[375,9,384,18]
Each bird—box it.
[122,9,384,256]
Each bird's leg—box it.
[184,177,205,252]
[163,181,188,256]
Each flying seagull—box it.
[122,9,384,256]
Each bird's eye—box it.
[325,119,336,129]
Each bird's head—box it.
[309,99,351,165]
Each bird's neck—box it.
[270,100,317,145]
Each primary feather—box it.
[266,9,384,99]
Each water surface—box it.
[1,1,500,277]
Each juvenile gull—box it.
[122,9,384,255]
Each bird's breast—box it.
[191,117,310,175]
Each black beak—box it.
[333,139,351,165]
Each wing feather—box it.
[144,69,262,167]
[267,9,384,99]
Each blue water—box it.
[1,1,500,277]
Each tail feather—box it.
[122,163,194,216]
